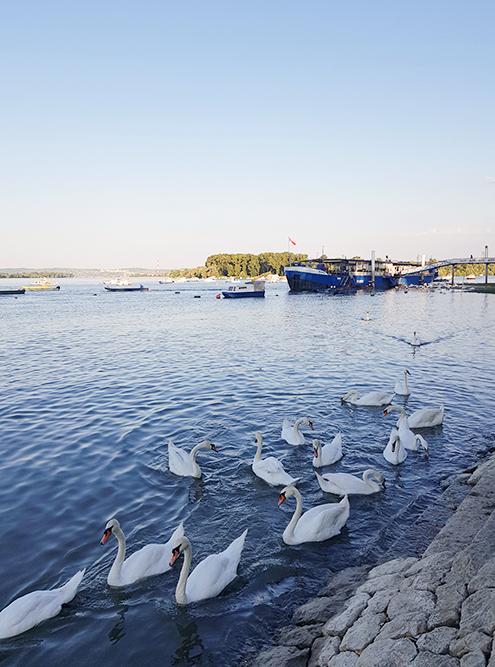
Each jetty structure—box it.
[285,250,495,293]
[401,250,495,286]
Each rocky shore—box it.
[249,453,495,667]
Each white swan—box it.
[281,417,314,445]
[315,469,385,495]
[407,404,444,428]
[412,332,421,347]
[100,519,184,587]
[252,431,297,486]
[383,428,407,465]
[278,484,350,545]
[170,530,248,604]
[394,369,411,396]
[0,569,85,639]
[341,390,393,406]
[168,439,218,478]
[384,405,429,455]
[312,435,343,467]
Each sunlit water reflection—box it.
[0,279,494,666]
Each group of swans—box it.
[383,405,429,464]
[252,430,344,486]
[99,519,247,606]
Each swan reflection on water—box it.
[108,603,128,645]
[171,615,204,666]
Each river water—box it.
[0,278,494,666]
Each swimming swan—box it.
[278,484,349,545]
[252,431,297,486]
[312,435,343,467]
[315,469,385,495]
[383,428,407,465]
[384,405,429,455]
[168,439,218,478]
[412,332,421,347]
[0,569,85,639]
[407,404,444,428]
[100,518,184,587]
[394,369,411,396]
[341,390,393,406]
[281,417,314,445]
[170,530,248,604]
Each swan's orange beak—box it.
[313,448,318,458]
[309,421,314,430]
[211,444,218,453]
[383,410,387,417]
[170,547,180,566]
[278,494,286,506]
[391,441,396,452]
[100,529,111,546]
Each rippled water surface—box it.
[1,279,494,666]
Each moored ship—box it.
[284,257,437,293]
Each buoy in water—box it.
[366,312,370,322]
[216,294,221,299]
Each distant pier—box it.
[401,255,495,284]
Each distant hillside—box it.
[0,267,163,279]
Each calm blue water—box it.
[1,278,494,666]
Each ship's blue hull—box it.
[285,266,396,292]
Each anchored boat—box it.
[222,279,265,298]
[104,284,149,292]
[21,278,60,291]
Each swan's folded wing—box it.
[168,442,191,475]
[258,456,288,475]
[0,575,81,640]
[185,553,237,602]
[296,503,348,542]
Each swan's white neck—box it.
[388,405,406,417]
[254,437,263,463]
[403,371,408,393]
[175,539,192,605]
[293,418,305,434]
[108,525,126,586]
[363,470,373,485]
[283,489,303,542]
[363,470,379,488]
[189,443,205,478]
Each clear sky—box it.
[1,0,494,269]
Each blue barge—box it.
[284,258,437,293]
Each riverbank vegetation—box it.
[437,263,495,277]
[169,252,308,279]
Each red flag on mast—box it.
[289,237,296,246]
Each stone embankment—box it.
[250,453,495,667]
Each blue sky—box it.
[1,1,494,269]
